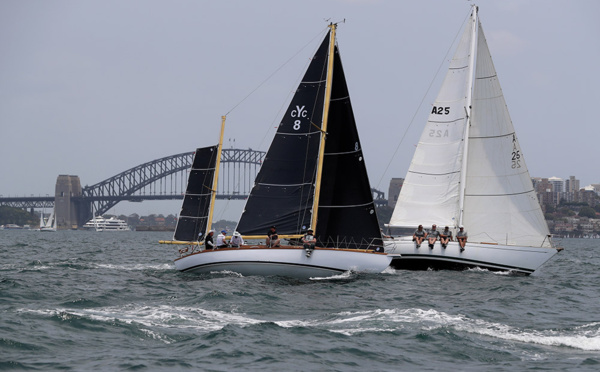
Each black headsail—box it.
[315,43,382,250]
[173,146,219,242]
[236,31,331,236]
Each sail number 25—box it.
[291,105,308,130]
[512,150,521,169]
[511,135,521,169]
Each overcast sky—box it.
[1,0,598,220]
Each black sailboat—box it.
[237,27,382,250]
[163,24,392,278]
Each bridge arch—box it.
[82,148,265,224]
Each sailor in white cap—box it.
[230,231,244,247]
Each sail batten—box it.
[409,170,461,176]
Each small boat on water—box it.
[2,224,22,230]
[161,23,394,278]
[39,209,57,232]
[384,6,561,275]
[82,216,130,231]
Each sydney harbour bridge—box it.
[0,149,388,229]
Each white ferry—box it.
[82,216,130,231]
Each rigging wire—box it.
[223,28,330,229]
[375,12,471,191]
[224,28,329,118]
[256,28,330,151]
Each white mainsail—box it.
[463,20,550,247]
[390,6,551,248]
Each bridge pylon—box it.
[54,175,83,230]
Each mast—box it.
[458,5,478,227]
[310,23,336,231]
[205,115,226,237]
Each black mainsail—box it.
[237,25,382,249]
[173,146,219,242]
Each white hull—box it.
[89,227,130,232]
[384,236,560,275]
[82,217,130,231]
[174,245,393,278]
[40,227,57,232]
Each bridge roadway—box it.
[0,194,247,209]
[0,148,389,228]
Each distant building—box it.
[387,178,404,208]
[548,176,564,193]
[565,176,580,193]
[586,184,600,196]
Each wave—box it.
[320,308,600,351]
[17,304,600,351]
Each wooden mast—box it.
[310,23,336,231]
[206,115,226,235]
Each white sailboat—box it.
[39,209,57,232]
[161,24,393,278]
[385,6,561,275]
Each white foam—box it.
[93,263,173,271]
[310,270,354,280]
[382,266,397,274]
[209,270,244,277]
[18,304,263,336]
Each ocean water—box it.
[1,231,599,371]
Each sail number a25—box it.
[429,106,450,138]
[291,105,308,130]
[431,106,450,115]
[511,135,522,169]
